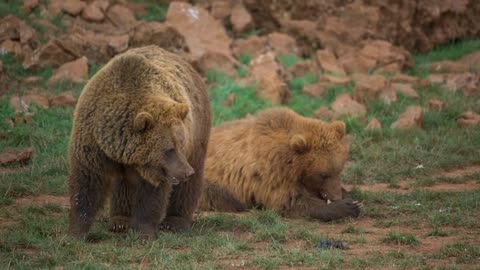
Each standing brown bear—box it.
[68,46,211,239]
[199,108,360,221]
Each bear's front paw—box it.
[333,198,362,218]
[159,216,192,232]
[108,216,131,233]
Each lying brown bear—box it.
[199,107,360,221]
[68,46,211,239]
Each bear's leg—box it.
[109,178,136,233]
[161,172,202,231]
[131,180,170,239]
[68,167,109,239]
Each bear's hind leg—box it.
[109,178,136,233]
[68,167,109,239]
[131,180,171,239]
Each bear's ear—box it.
[134,112,154,132]
[290,134,309,153]
[331,121,346,140]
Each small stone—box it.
[49,92,77,108]
[392,83,419,98]
[313,107,334,121]
[457,111,480,127]
[426,99,447,111]
[366,118,382,131]
[391,106,422,129]
[230,2,253,33]
[303,82,326,98]
[315,49,346,75]
[331,94,366,118]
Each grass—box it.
[382,231,419,246]
[0,20,479,268]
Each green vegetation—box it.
[382,231,419,246]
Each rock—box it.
[392,73,419,84]
[232,36,267,59]
[0,147,33,165]
[21,0,39,14]
[47,0,64,17]
[426,99,447,111]
[303,82,326,98]
[355,40,412,73]
[391,106,422,129]
[222,92,235,107]
[444,73,479,94]
[430,60,470,74]
[248,52,289,104]
[49,92,77,108]
[0,40,23,58]
[256,74,290,104]
[457,111,480,127]
[24,76,41,84]
[267,32,299,56]
[366,118,382,131]
[315,49,345,75]
[352,74,391,103]
[321,74,351,86]
[392,83,419,98]
[105,4,138,30]
[0,15,38,47]
[48,57,88,85]
[166,2,233,63]
[288,60,316,78]
[11,111,34,125]
[23,39,76,69]
[313,107,335,121]
[428,74,445,84]
[230,2,253,33]
[10,93,50,111]
[210,0,232,19]
[62,0,87,16]
[82,0,109,22]
[331,93,366,119]
[460,51,480,74]
[194,51,237,77]
[279,18,319,55]
[130,22,187,55]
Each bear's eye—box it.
[165,148,176,159]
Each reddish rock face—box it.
[105,4,138,30]
[267,32,299,56]
[49,92,77,108]
[166,2,232,61]
[331,93,366,119]
[315,49,345,76]
[62,0,87,16]
[391,106,423,129]
[247,52,290,104]
[230,2,253,33]
[48,57,89,85]
[352,74,390,103]
[232,36,268,59]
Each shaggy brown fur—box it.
[68,46,211,239]
[199,108,360,221]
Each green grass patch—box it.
[382,231,419,246]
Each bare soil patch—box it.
[15,194,69,208]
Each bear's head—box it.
[289,120,348,202]
[130,96,194,187]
